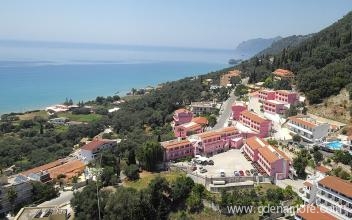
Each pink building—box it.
[242,136,269,162]
[263,100,286,114]
[275,90,298,104]
[174,121,203,138]
[161,139,193,161]
[190,127,242,157]
[257,145,290,180]
[231,102,247,120]
[239,110,271,138]
[173,108,193,125]
[258,90,276,102]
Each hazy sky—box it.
[1,0,352,49]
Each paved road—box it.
[38,187,83,207]
[213,91,236,130]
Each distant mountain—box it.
[236,11,352,104]
[233,36,282,59]
[256,34,313,56]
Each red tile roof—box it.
[303,181,313,187]
[318,176,352,198]
[161,139,191,149]
[198,131,221,139]
[273,69,294,77]
[175,108,191,114]
[191,117,208,125]
[315,165,330,174]
[21,159,66,176]
[245,136,268,150]
[258,147,280,163]
[288,116,317,129]
[240,110,269,124]
[81,139,115,152]
[296,205,337,220]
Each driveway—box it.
[213,90,236,130]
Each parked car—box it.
[245,170,251,176]
[208,160,214,165]
[200,168,207,173]
[250,169,256,174]
[234,171,240,176]
[239,170,244,176]
[220,171,226,177]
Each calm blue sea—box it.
[0,43,235,114]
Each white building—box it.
[79,139,118,163]
[298,173,352,220]
[0,175,33,215]
[287,115,329,142]
[190,101,218,115]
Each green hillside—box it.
[237,11,352,104]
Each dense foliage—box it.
[237,11,352,104]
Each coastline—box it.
[0,61,229,115]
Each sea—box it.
[0,41,240,114]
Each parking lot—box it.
[193,149,255,177]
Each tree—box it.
[124,164,139,180]
[147,176,172,220]
[293,156,308,179]
[101,166,116,186]
[32,182,58,202]
[7,187,17,214]
[292,134,301,142]
[127,149,136,165]
[137,141,163,171]
[171,176,194,204]
[313,150,323,163]
[285,105,298,117]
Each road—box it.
[38,187,83,207]
[213,91,236,130]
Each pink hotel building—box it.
[259,89,298,114]
[162,127,243,160]
[239,110,271,138]
[173,108,193,126]
[243,136,290,179]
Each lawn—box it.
[57,112,103,123]
[17,110,49,120]
[124,170,186,190]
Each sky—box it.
[1,0,352,49]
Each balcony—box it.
[317,192,352,213]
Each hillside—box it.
[236,11,352,104]
[256,34,313,56]
[233,36,282,59]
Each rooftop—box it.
[276,90,296,95]
[191,101,216,108]
[245,136,268,150]
[273,68,294,77]
[288,115,319,129]
[240,110,269,124]
[258,145,289,163]
[197,131,221,139]
[81,139,116,152]
[264,99,284,105]
[222,70,241,78]
[15,206,67,220]
[318,176,352,198]
[191,117,208,125]
[161,139,191,149]
[181,121,202,130]
[296,205,337,220]
[174,108,191,114]
[315,165,330,174]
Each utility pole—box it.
[96,153,102,220]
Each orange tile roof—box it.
[191,117,208,125]
[288,116,317,129]
[175,108,191,114]
[49,160,85,179]
[272,147,290,161]
[161,139,191,149]
[258,147,280,163]
[198,131,221,139]
[296,205,337,220]
[181,122,202,131]
[273,69,294,77]
[303,181,313,187]
[315,165,330,174]
[245,136,268,150]
[224,70,241,77]
[81,139,115,152]
[219,126,238,133]
[318,176,352,198]
[240,110,269,124]
[21,159,66,176]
